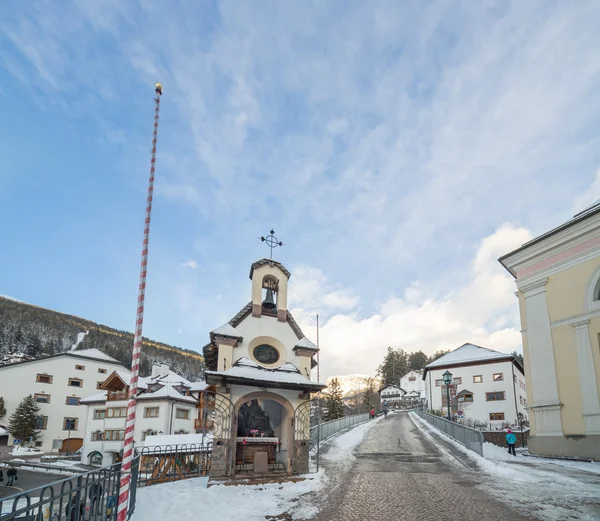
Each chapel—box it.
[202,258,325,476]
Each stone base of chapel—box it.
[529,433,600,461]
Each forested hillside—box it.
[0,297,205,380]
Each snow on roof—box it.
[205,357,324,388]
[149,370,192,387]
[426,343,512,369]
[189,381,209,392]
[142,433,213,451]
[111,371,148,390]
[71,349,120,363]
[80,391,108,403]
[294,337,317,350]
[137,384,198,404]
[210,323,242,339]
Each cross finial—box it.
[259,229,284,259]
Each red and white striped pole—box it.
[116,82,163,521]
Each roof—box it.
[294,337,318,351]
[499,201,600,275]
[210,323,243,340]
[0,348,124,370]
[205,357,325,391]
[423,343,515,378]
[137,384,198,404]
[189,381,209,392]
[456,389,474,396]
[249,259,291,280]
[80,391,108,404]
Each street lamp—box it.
[442,370,453,421]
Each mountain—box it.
[326,374,381,397]
[0,297,205,381]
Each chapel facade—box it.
[202,258,325,476]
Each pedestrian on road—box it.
[369,407,375,420]
[6,467,17,486]
[89,482,103,514]
[506,429,517,456]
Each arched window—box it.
[88,451,103,466]
[174,429,188,435]
[253,344,280,364]
[141,429,157,441]
[91,430,103,441]
[584,265,600,312]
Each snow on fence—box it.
[414,409,484,456]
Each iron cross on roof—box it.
[260,229,284,259]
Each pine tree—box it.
[325,378,345,421]
[27,334,43,358]
[408,351,429,372]
[377,347,409,387]
[8,395,42,443]
[360,377,377,412]
[511,351,524,368]
[0,396,6,418]
[428,349,450,364]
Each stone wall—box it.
[483,430,528,447]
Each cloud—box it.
[572,167,600,215]
[181,260,199,270]
[292,225,532,380]
[289,266,359,312]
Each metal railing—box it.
[0,456,139,521]
[137,443,212,487]
[310,413,370,447]
[413,409,484,456]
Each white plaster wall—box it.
[0,355,127,452]
[425,361,526,426]
[400,371,426,394]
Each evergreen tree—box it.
[511,351,524,368]
[408,351,429,372]
[360,377,378,412]
[0,396,6,418]
[427,349,450,364]
[13,328,25,353]
[8,395,42,443]
[377,347,409,387]
[325,378,345,421]
[27,334,43,358]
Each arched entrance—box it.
[88,451,103,466]
[233,392,294,474]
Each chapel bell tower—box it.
[250,259,290,322]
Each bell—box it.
[262,289,276,310]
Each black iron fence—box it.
[0,456,139,521]
[137,443,212,487]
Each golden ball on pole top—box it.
[155,82,163,95]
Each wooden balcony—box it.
[107,391,128,401]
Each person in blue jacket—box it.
[506,429,517,456]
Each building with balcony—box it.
[499,201,600,459]
[379,385,405,405]
[80,364,207,466]
[423,343,527,428]
[0,349,127,452]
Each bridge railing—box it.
[310,413,371,447]
[413,409,484,456]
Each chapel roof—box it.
[249,258,291,280]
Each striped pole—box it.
[116,82,163,521]
[316,314,320,383]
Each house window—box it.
[493,373,504,382]
[63,418,78,431]
[97,382,104,389]
[34,393,51,404]
[462,393,474,402]
[253,344,280,364]
[36,374,53,384]
[141,429,157,441]
[75,365,85,371]
[144,407,159,418]
[524,398,527,406]
[473,375,483,383]
[68,378,83,387]
[435,379,443,387]
[105,430,125,441]
[486,392,506,401]
[35,416,48,430]
[107,407,127,418]
[91,430,103,441]
[520,396,523,405]
[453,377,462,385]
[65,397,81,406]
[98,368,107,374]
[176,408,190,420]
[93,409,106,420]
[489,413,505,421]
[513,374,517,383]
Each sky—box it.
[1,1,600,381]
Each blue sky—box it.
[1,1,600,379]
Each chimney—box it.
[151,365,161,378]
[160,363,169,377]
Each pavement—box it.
[0,468,72,500]
[310,411,537,521]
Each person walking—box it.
[6,467,17,486]
[506,429,517,456]
[369,407,375,420]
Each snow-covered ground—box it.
[130,418,381,521]
[411,412,600,521]
[10,446,46,456]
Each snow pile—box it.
[11,446,45,456]
[70,331,89,351]
[411,412,600,521]
[131,416,379,521]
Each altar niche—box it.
[234,395,293,473]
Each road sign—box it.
[456,410,464,417]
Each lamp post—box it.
[442,370,453,421]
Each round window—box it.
[253,344,280,364]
